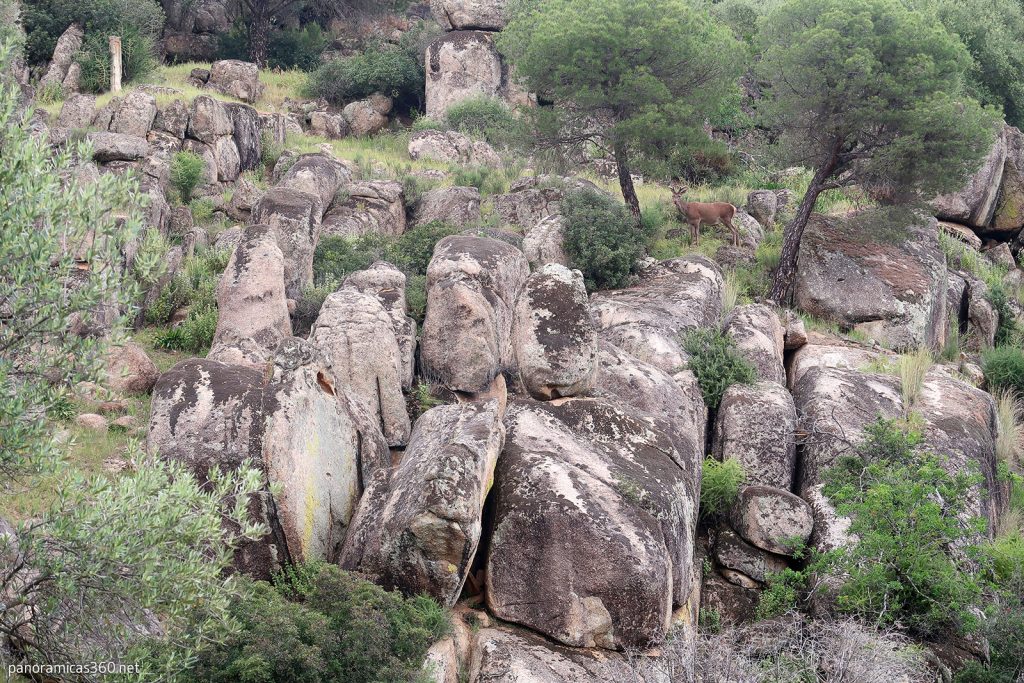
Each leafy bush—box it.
[988,282,1019,347]
[190,562,449,683]
[170,151,205,204]
[76,27,158,92]
[699,457,744,519]
[983,346,1024,396]
[452,166,507,195]
[390,221,461,275]
[260,131,284,173]
[682,328,757,410]
[219,23,329,71]
[22,0,164,66]
[148,248,228,353]
[562,188,653,290]
[313,234,394,285]
[444,96,519,147]
[304,45,423,109]
[821,418,987,636]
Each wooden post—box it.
[109,36,122,93]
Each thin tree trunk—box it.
[248,13,272,67]
[614,141,642,226]
[768,149,842,303]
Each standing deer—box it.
[670,180,739,247]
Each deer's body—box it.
[671,183,739,247]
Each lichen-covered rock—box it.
[309,288,411,447]
[993,125,1024,234]
[590,256,724,372]
[788,341,888,390]
[722,304,785,385]
[340,400,504,605]
[594,341,707,462]
[57,94,95,129]
[487,398,700,650]
[109,90,157,138]
[425,31,532,119]
[713,381,797,490]
[343,262,418,389]
[492,175,603,230]
[730,485,814,556]
[430,0,508,30]
[225,175,264,222]
[783,310,808,350]
[745,189,778,227]
[408,129,501,167]
[794,212,948,351]
[208,224,292,367]
[422,236,529,392]
[251,187,324,299]
[226,102,262,172]
[414,185,482,227]
[213,134,241,182]
[206,59,263,103]
[40,24,83,91]
[712,528,788,584]
[947,272,998,352]
[309,110,349,139]
[275,153,351,209]
[934,126,1007,229]
[261,338,386,564]
[521,215,568,268]
[513,264,597,399]
[700,570,759,626]
[103,341,160,394]
[322,180,406,238]
[147,359,282,577]
[153,98,190,138]
[187,95,233,143]
[342,94,392,136]
[87,132,150,162]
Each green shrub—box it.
[170,151,205,204]
[406,274,427,323]
[260,131,284,174]
[699,457,745,519]
[313,234,394,285]
[23,0,164,66]
[190,562,449,683]
[304,45,423,109]
[983,346,1024,396]
[218,23,329,71]
[452,166,508,195]
[399,173,439,210]
[682,328,757,410]
[76,27,158,92]
[190,197,216,223]
[444,96,518,146]
[390,221,462,276]
[562,188,653,291]
[821,418,988,636]
[755,567,805,620]
[988,282,1019,347]
[292,279,337,337]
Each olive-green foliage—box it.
[699,458,745,519]
[908,0,1024,129]
[444,96,519,148]
[451,165,507,196]
[682,328,758,410]
[983,346,1024,396]
[149,248,230,354]
[313,233,394,285]
[22,0,164,66]
[219,23,329,71]
[561,188,654,290]
[821,418,988,636]
[390,221,462,275]
[76,26,158,92]
[758,0,999,201]
[755,566,805,620]
[170,151,206,204]
[190,562,450,683]
[304,44,423,110]
[987,282,1019,348]
[498,0,745,200]
[0,38,150,476]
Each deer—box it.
[670,180,739,247]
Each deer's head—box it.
[670,178,689,198]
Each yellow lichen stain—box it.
[447,563,457,573]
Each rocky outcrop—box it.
[109,90,158,138]
[521,215,569,268]
[794,212,948,351]
[343,262,418,389]
[40,24,83,92]
[208,224,292,368]
[934,126,1007,229]
[488,399,700,650]
[787,341,888,390]
[431,0,508,30]
[722,304,785,385]
[408,129,501,167]
[275,153,352,209]
[153,98,190,139]
[187,95,233,143]
[342,93,393,136]
[492,175,604,229]
[226,102,262,172]
[251,187,323,299]
[730,486,814,556]
[422,235,529,392]
[57,94,96,129]
[103,341,160,394]
[206,60,263,103]
[322,181,406,238]
[512,264,597,400]
[414,185,482,227]
[712,528,788,584]
[309,288,411,447]
[425,31,532,119]
[87,132,150,162]
[340,400,504,605]
[713,381,797,490]
[590,256,724,372]
[745,189,778,227]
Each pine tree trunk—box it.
[614,141,642,226]
[768,152,842,303]
[248,14,271,68]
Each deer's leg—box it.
[723,217,739,247]
[690,219,699,246]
